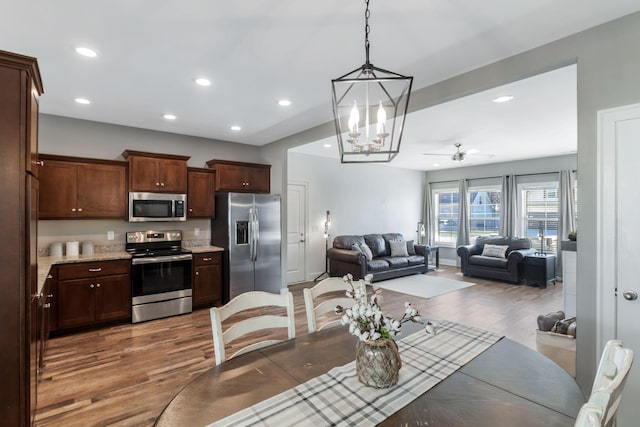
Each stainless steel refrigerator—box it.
[211,193,282,302]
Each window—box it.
[469,187,501,238]
[520,185,559,253]
[433,189,458,245]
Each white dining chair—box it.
[574,402,604,427]
[574,339,634,427]
[303,277,353,333]
[210,291,296,366]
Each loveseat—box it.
[457,236,535,283]
[327,233,429,282]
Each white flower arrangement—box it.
[335,273,423,342]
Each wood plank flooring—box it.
[35,266,563,426]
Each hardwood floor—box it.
[35,266,563,426]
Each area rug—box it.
[372,274,475,300]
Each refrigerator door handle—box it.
[248,208,255,261]
[253,207,260,261]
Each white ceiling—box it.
[2,1,639,161]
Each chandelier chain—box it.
[364,0,371,65]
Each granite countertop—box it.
[187,245,225,253]
[37,252,131,296]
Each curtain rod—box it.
[427,169,577,185]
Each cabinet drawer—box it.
[193,252,222,266]
[58,259,130,280]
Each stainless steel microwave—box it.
[128,192,187,222]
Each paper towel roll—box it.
[66,241,79,257]
[82,241,94,255]
[50,242,63,257]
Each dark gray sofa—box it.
[327,233,429,282]
[457,236,535,283]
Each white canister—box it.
[49,242,63,257]
[82,241,94,255]
[66,241,80,257]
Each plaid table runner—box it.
[208,321,502,427]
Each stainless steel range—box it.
[126,230,192,323]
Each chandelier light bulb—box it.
[348,101,360,134]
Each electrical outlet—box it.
[195,228,200,236]
[107,231,115,241]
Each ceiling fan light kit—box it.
[331,0,413,164]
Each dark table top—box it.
[155,323,585,427]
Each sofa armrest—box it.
[507,248,536,264]
[457,244,481,258]
[327,248,365,265]
[414,244,430,256]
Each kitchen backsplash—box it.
[38,218,212,256]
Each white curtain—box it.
[500,174,517,237]
[423,183,435,246]
[456,179,470,249]
[557,170,577,279]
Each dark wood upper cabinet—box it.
[187,168,215,218]
[123,150,189,193]
[39,155,127,219]
[206,159,270,193]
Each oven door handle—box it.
[131,254,193,265]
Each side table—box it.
[524,253,556,288]
[428,246,439,271]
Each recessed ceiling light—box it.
[278,99,292,107]
[493,95,514,103]
[433,163,440,167]
[163,114,177,120]
[74,97,91,105]
[75,47,97,58]
[323,143,332,148]
[194,78,211,87]
[230,125,242,131]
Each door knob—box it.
[623,290,638,301]
[300,239,305,242]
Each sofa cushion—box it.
[360,243,373,261]
[469,255,508,269]
[407,255,425,265]
[333,235,365,250]
[367,259,390,271]
[476,235,531,252]
[379,256,409,268]
[481,244,509,258]
[389,240,409,257]
[382,233,405,255]
[406,240,416,255]
[364,234,387,258]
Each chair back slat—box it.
[304,278,352,333]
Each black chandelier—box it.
[331,0,413,163]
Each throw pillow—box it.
[406,240,416,255]
[389,240,409,257]
[351,243,362,253]
[360,242,373,261]
[481,244,509,258]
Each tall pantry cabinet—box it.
[0,50,44,426]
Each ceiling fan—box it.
[423,143,474,162]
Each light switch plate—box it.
[107,231,115,241]
[194,228,200,236]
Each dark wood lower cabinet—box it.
[193,252,223,308]
[54,260,131,331]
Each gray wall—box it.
[288,152,424,280]
[425,154,577,264]
[263,12,640,392]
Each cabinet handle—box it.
[78,208,83,212]
[160,182,165,187]
[189,208,193,212]
[36,160,44,166]
[47,294,54,298]
[88,268,102,272]
[90,284,94,288]
[203,257,212,261]
[195,271,199,276]
[47,274,53,279]
[43,303,51,309]
[71,208,77,212]
[156,182,160,186]
[96,283,101,288]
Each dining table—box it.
[154,321,585,426]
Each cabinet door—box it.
[39,160,77,218]
[58,278,96,329]
[193,264,222,307]
[129,156,160,192]
[248,166,270,193]
[159,158,187,193]
[95,274,131,322]
[188,170,215,218]
[77,163,127,218]
[215,163,250,192]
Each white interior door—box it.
[287,183,307,284]
[598,103,640,427]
